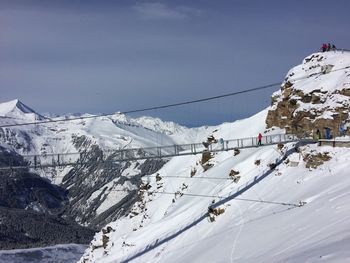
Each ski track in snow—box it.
[230,203,244,263]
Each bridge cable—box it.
[0,64,348,130]
[106,188,300,207]
[0,82,281,128]
[1,64,350,129]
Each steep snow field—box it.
[80,129,350,263]
[78,107,350,262]
[79,51,350,263]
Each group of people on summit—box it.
[321,43,336,52]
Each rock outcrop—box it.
[266,51,350,138]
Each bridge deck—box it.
[1,134,311,170]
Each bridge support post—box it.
[190,144,196,154]
[34,155,37,169]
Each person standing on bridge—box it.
[324,127,332,139]
[219,138,224,150]
[339,121,345,137]
[257,133,262,146]
[316,129,321,140]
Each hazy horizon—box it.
[1,0,349,126]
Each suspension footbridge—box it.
[0,134,315,171]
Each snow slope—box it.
[289,50,350,94]
[79,51,350,263]
[80,129,350,263]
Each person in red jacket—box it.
[321,43,327,52]
[257,133,262,146]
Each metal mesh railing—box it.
[1,133,302,170]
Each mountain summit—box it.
[0,99,46,121]
[266,50,350,137]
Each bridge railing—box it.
[22,152,81,168]
[222,133,298,150]
[10,133,301,169]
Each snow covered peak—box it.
[108,113,187,135]
[132,116,186,135]
[266,50,350,137]
[286,50,350,94]
[0,99,45,121]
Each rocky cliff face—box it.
[266,51,350,138]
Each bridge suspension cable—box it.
[1,63,349,129]
[0,82,281,128]
[106,188,301,207]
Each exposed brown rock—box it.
[201,150,212,164]
[303,152,331,169]
[155,173,162,182]
[190,167,197,177]
[266,84,350,137]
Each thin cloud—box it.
[131,2,202,20]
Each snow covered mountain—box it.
[2,50,350,262]
[78,51,350,263]
[0,98,227,230]
[0,99,47,122]
[267,50,350,137]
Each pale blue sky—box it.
[1,0,349,126]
